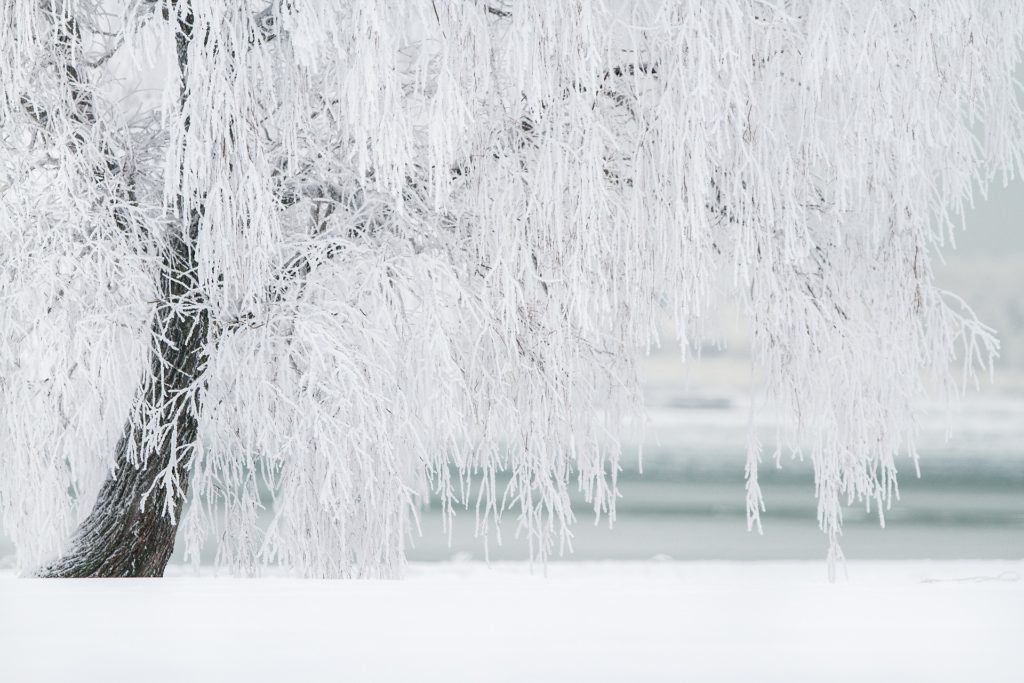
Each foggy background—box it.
[403,178,1024,563]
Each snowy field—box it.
[1,560,1021,683]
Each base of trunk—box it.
[37,228,206,578]
[36,449,189,578]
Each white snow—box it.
[1,560,1021,682]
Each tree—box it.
[1,0,1021,578]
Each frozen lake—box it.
[401,393,1024,562]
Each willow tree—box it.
[0,0,1020,578]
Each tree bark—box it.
[34,0,207,579]
[37,226,208,578]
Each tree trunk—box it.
[37,227,208,578]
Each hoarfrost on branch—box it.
[1,0,1021,577]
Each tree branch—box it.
[36,10,147,248]
[484,4,511,19]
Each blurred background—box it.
[1,181,1021,568]
[404,179,1024,563]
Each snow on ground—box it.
[1,560,1021,682]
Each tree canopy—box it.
[1,0,1022,577]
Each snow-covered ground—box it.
[2,560,1021,682]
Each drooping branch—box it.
[25,10,148,248]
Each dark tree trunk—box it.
[35,1,206,579]
[37,227,208,578]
